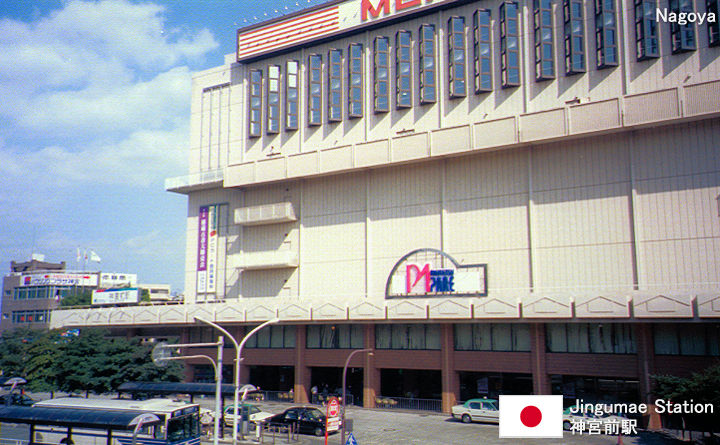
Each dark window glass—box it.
[534,0,555,80]
[249,69,262,137]
[709,0,720,46]
[635,0,659,60]
[419,24,436,103]
[670,0,696,53]
[308,54,322,125]
[375,324,440,350]
[348,43,363,118]
[564,0,586,74]
[396,30,412,108]
[448,17,467,97]
[473,9,493,92]
[500,2,521,87]
[547,323,637,354]
[328,49,342,122]
[374,37,390,113]
[454,323,531,351]
[267,65,280,134]
[594,0,618,68]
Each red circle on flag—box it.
[520,405,542,428]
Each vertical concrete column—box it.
[294,325,311,403]
[530,323,551,395]
[363,324,380,408]
[441,324,459,414]
[636,323,661,430]
[181,327,194,382]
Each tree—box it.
[59,289,92,307]
[25,330,63,394]
[0,328,37,378]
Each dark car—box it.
[268,406,340,437]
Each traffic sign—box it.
[328,398,340,417]
[345,433,358,445]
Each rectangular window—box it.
[653,323,720,356]
[248,69,262,137]
[348,43,363,118]
[500,2,521,87]
[376,324,441,350]
[635,0,659,60]
[449,17,467,97]
[307,325,363,349]
[328,49,342,122]
[547,323,637,354]
[286,60,299,130]
[709,0,720,46]
[670,0,696,53]
[308,54,322,125]
[454,323,531,352]
[595,0,618,68]
[564,0,586,74]
[419,24,436,103]
[267,65,280,134]
[246,325,296,349]
[473,9,493,92]
[374,37,390,113]
[396,30,412,108]
[534,0,555,80]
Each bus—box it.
[31,398,200,445]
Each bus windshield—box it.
[167,414,200,443]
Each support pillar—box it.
[181,327,193,382]
[637,323,661,430]
[363,324,380,408]
[294,325,311,403]
[530,323,551,395]
[441,324,459,413]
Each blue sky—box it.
[0,0,324,293]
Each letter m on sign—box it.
[406,264,431,293]
[362,0,390,20]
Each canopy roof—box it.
[0,406,160,430]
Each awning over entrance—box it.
[0,405,161,429]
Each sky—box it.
[0,0,326,293]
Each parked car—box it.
[223,403,274,427]
[562,407,627,432]
[451,398,499,424]
[267,406,340,437]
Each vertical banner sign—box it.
[197,205,209,293]
[207,205,219,293]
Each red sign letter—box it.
[362,0,390,20]
[396,0,421,12]
[406,264,431,293]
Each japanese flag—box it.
[499,395,563,438]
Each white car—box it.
[223,404,274,428]
[451,398,500,424]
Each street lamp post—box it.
[152,338,223,445]
[341,348,373,445]
[194,316,279,445]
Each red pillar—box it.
[441,324,459,413]
[637,323,661,430]
[530,323,551,395]
[294,325,311,403]
[363,324,380,408]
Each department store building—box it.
[52,0,720,420]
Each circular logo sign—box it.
[328,398,339,417]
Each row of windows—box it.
[546,323,637,354]
[189,323,716,356]
[454,323,531,351]
[653,323,720,356]
[13,286,71,300]
[12,310,51,324]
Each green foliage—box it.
[59,289,92,307]
[0,328,183,394]
[653,363,720,404]
[141,289,151,303]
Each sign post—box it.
[326,397,339,445]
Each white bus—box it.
[32,398,200,445]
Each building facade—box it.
[53,0,720,419]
